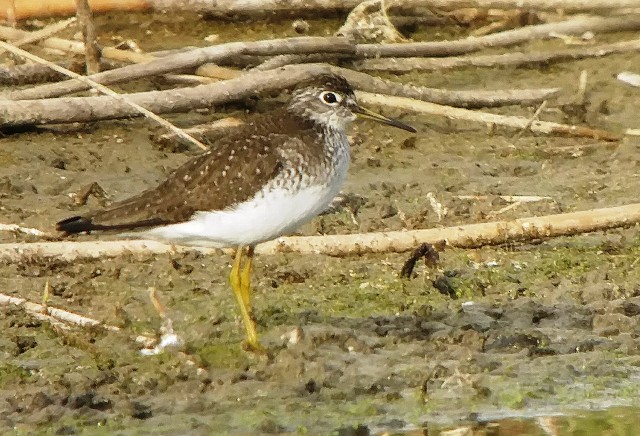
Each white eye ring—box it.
[319,91,342,106]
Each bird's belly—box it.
[140,182,341,247]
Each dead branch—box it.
[356,38,640,72]
[0,60,85,85]
[3,203,640,259]
[0,63,560,127]
[4,37,354,101]
[356,15,640,58]
[356,91,619,141]
[337,67,560,108]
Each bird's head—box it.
[288,74,416,133]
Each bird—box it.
[56,73,416,352]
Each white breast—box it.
[139,151,350,248]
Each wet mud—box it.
[1,11,640,434]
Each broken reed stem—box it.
[0,40,209,151]
[356,91,619,141]
[4,203,640,259]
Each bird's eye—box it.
[320,91,342,106]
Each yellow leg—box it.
[229,246,263,352]
[239,246,254,310]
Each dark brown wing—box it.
[57,110,318,234]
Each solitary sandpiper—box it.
[56,74,416,352]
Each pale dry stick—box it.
[0,17,76,52]
[0,294,121,332]
[514,100,547,139]
[4,203,640,258]
[0,223,46,236]
[356,38,640,72]
[153,117,245,147]
[576,70,588,105]
[0,64,562,127]
[455,195,554,202]
[160,73,219,86]
[75,0,100,75]
[0,40,209,151]
[488,201,523,218]
[5,37,355,101]
[356,91,620,141]
[0,292,154,346]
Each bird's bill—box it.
[353,105,416,133]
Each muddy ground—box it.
[1,11,640,434]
